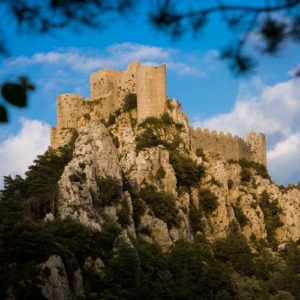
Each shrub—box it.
[112,135,120,148]
[238,159,270,180]
[139,116,163,129]
[240,168,252,182]
[136,127,162,152]
[140,185,179,228]
[166,99,174,111]
[94,176,122,207]
[213,233,255,276]
[199,188,218,215]
[140,226,152,236]
[132,198,146,226]
[161,112,173,125]
[233,205,248,227]
[156,166,166,180]
[83,113,91,121]
[175,123,184,130]
[260,191,283,247]
[166,134,183,152]
[210,176,222,187]
[170,151,205,188]
[79,162,86,169]
[227,179,234,190]
[107,113,116,126]
[196,148,204,157]
[118,200,131,227]
[189,203,203,233]
[123,93,137,111]
[129,111,137,128]
[68,174,81,182]
[229,159,270,180]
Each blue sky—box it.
[0,2,300,186]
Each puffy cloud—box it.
[4,43,207,77]
[0,119,50,189]
[192,78,300,185]
[268,134,300,184]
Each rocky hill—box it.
[1,94,300,299]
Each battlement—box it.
[191,127,267,166]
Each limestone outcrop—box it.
[54,92,300,252]
[38,255,72,300]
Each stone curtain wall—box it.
[190,127,267,166]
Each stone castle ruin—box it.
[50,61,267,166]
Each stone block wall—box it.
[136,64,167,123]
[51,62,168,149]
[246,132,267,166]
[191,127,267,166]
[90,61,139,119]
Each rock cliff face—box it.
[56,98,300,252]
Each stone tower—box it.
[136,63,167,123]
[246,132,267,166]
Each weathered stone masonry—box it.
[50,61,267,166]
[190,128,267,166]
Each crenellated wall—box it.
[190,127,267,166]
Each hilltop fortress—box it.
[51,61,267,166]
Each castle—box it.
[50,61,267,166]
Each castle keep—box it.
[50,61,267,166]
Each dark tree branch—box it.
[150,0,300,74]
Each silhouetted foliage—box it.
[0,76,35,122]
[150,0,300,75]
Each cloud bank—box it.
[192,78,300,185]
[0,119,50,189]
[5,43,208,78]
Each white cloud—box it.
[192,78,300,185]
[4,43,208,77]
[268,134,300,184]
[0,119,50,189]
